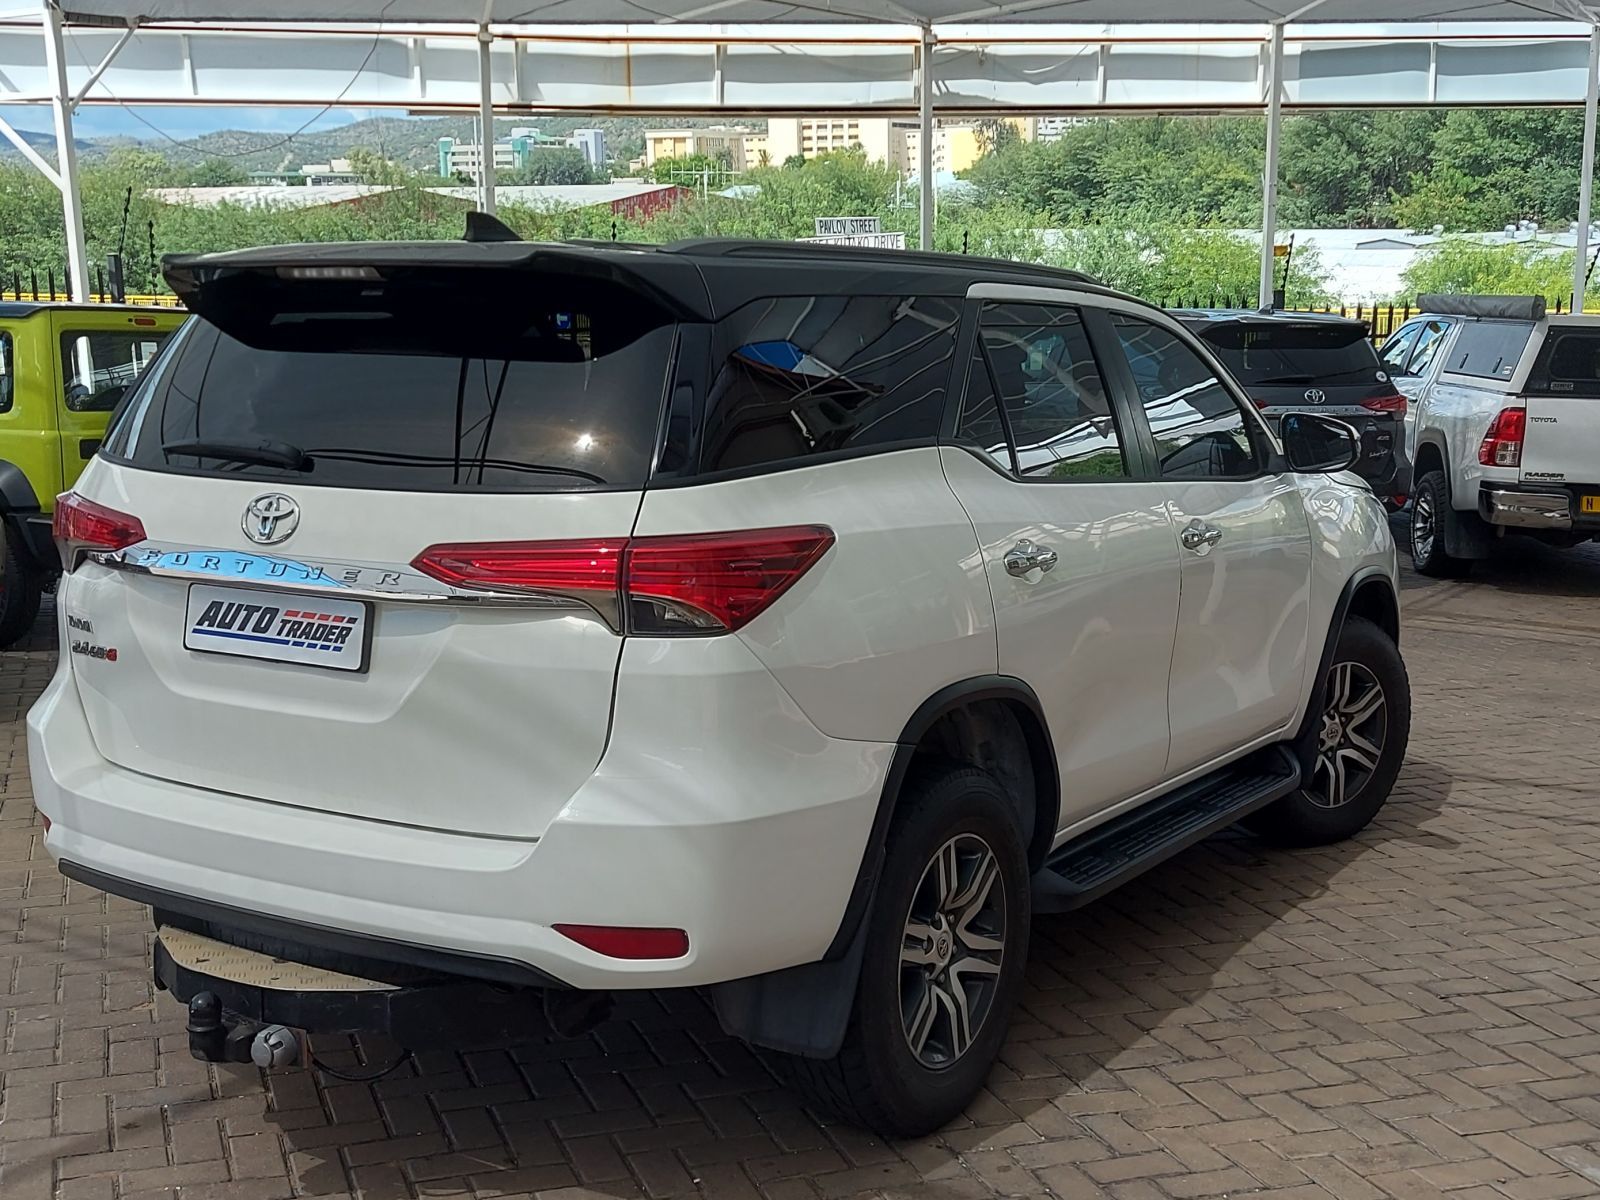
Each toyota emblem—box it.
[242,493,300,545]
[1304,388,1329,405]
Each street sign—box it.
[814,216,882,237]
[800,231,907,249]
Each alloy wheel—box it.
[1310,661,1388,810]
[899,834,1007,1069]
[1412,490,1436,563]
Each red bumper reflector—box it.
[553,924,690,960]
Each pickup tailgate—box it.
[1522,326,1600,489]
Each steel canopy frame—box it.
[8,3,1600,302]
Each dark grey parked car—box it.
[1175,310,1412,505]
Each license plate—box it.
[1582,496,1600,515]
[184,584,370,672]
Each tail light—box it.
[1478,408,1527,468]
[53,492,146,571]
[1250,396,1270,411]
[1361,391,1407,416]
[412,525,834,636]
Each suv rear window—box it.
[1527,329,1600,397]
[110,271,675,492]
[1197,322,1379,387]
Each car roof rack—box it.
[1416,294,1546,321]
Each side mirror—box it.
[1281,411,1361,474]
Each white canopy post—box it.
[1258,20,1285,311]
[476,25,496,214]
[1575,22,1599,313]
[918,25,934,251]
[41,0,90,300]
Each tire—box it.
[1248,616,1410,847]
[0,528,43,649]
[767,765,1031,1136]
[1410,470,1471,578]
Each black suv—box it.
[1175,310,1412,505]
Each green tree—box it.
[181,158,250,187]
[650,152,729,186]
[1392,110,1585,232]
[343,147,409,186]
[502,148,596,186]
[1398,237,1591,305]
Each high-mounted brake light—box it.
[1478,408,1527,468]
[53,493,146,571]
[412,525,835,636]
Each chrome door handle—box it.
[1004,539,1059,577]
[1180,520,1224,551]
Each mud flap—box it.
[709,918,868,1060]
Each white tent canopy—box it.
[7,0,1600,303]
[46,2,1600,23]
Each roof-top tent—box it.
[8,1,1600,309]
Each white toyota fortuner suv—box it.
[1383,294,1600,576]
[29,224,1409,1136]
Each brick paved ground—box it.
[5,531,1600,1200]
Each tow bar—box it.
[187,992,304,1068]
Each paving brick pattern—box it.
[5,533,1600,1200]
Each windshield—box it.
[1199,323,1381,388]
[109,271,676,492]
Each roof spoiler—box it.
[464,212,522,243]
[1416,294,1546,321]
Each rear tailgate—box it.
[1520,325,1600,496]
[62,253,692,839]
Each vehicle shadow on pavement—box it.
[241,757,1457,1200]
[1390,511,1600,600]
[989,755,1454,1139]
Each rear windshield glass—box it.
[110,270,674,492]
[1443,321,1533,381]
[1526,329,1600,397]
[1198,323,1380,387]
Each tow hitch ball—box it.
[187,992,302,1068]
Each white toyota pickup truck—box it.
[1381,294,1600,576]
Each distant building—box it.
[766,116,1032,173]
[1034,116,1095,143]
[425,181,688,219]
[438,136,539,179]
[148,185,401,211]
[643,127,764,171]
[566,129,606,169]
[247,158,362,186]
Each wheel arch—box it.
[709,676,1059,1060]
[1295,568,1400,764]
[1412,434,1449,495]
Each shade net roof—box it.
[51,0,1600,26]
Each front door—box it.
[940,292,1182,834]
[1103,311,1313,778]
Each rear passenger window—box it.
[61,330,167,412]
[1111,315,1261,479]
[1445,321,1533,380]
[958,302,1127,480]
[696,295,960,476]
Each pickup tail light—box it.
[412,525,834,635]
[1478,408,1527,468]
[53,493,146,571]
[1360,391,1407,416]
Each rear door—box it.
[52,311,175,488]
[65,261,680,839]
[1105,311,1312,776]
[940,289,1182,828]
[1519,324,1600,498]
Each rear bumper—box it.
[1481,487,1576,530]
[27,636,894,991]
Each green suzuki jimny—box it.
[0,302,185,646]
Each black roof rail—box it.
[661,237,1102,287]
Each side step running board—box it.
[1032,745,1301,915]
